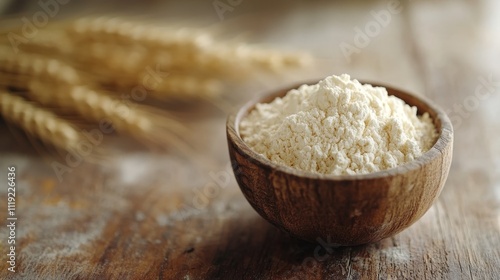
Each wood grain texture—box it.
[227,83,453,245]
[0,0,499,279]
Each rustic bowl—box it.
[227,81,453,246]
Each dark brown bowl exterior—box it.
[227,82,453,246]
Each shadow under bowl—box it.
[226,81,453,246]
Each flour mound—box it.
[240,74,437,175]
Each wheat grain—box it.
[0,16,313,159]
[75,43,221,80]
[73,42,150,80]
[0,90,82,151]
[230,45,312,71]
[69,41,232,85]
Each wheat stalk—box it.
[68,17,212,50]
[0,90,82,151]
[102,73,223,100]
[5,17,310,100]
[66,17,311,75]
[0,16,313,159]
[28,81,150,132]
[7,35,224,99]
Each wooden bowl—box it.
[226,82,453,246]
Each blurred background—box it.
[1,0,499,92]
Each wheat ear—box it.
[28,81,187,139]
[28,81,150,133]
[28,81,197,155]
[68,17,212,50]
[0,90,82,151]
[66,17,310,74]
[151,75,222,99]
[0,51,81,86]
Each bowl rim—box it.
[227,80,454,181]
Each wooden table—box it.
[1,0,499,279]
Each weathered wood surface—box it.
[1,0,499,279]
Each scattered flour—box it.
[240,74,437,175]
[156,214,172,226]
[381,245,411,263]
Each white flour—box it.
[240,74,437,175]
